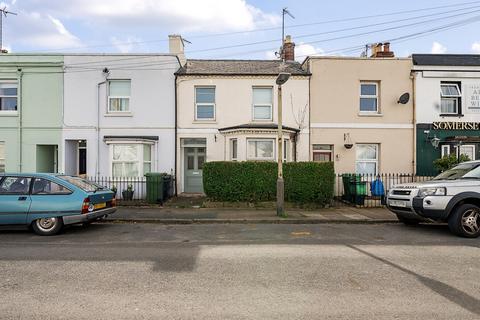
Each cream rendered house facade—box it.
[175,60,310,193]
[303,53,414,174]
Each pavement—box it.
[0,223,478,319]
[106,206,399,224]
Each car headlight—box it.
[418,187,446,198]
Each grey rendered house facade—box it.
[0,55,63,174]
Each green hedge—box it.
[203,161,335,204]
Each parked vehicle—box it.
[0,173,116,236]
[386,161,480,238]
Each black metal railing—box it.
[86,176,148,203]
[333,173,435,208]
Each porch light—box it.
[431,136,441,149]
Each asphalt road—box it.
[0,222,479,320]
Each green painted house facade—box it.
[0,55,63,173]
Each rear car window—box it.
[58,176,101,192]
[32,178,72,195]
[0,177,32,195]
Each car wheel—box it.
[397,215,421,225]
[32,217,64,236]
[448,204,480,238]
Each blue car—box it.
[0,173,116,235]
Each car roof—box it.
[0,173,63,178]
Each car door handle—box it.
[18,196,27,201]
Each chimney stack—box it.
[169,34,186,66]
[282,35,295,62]
[370,42,394,58]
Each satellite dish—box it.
[397,93,410,104]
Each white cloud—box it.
[110,36,144,53]
[431,42,447,54]
[15,0,280,32]
[265,42,324,62]
[472,41,480,53]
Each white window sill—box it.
[358,113,383,117]
[0,111,18,117]
[193,120,217,123]
[104,112,133,117]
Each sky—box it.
[4,0,480,61]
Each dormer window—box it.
[440,82,461,115]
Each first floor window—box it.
[230,139,238,160]
[441,145,451,158]
[0,82,17,111]
[111,143,152,177]
[247,139,274,160]
[356,144,378,175]
[360,82,378,113]
[108,80,131,112]
[195,87,215,120]
[0,142,4,173]
[253,87,273,120]
[313,144,333,162]
[440,82,461,114]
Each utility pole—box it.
[281,8,295,61]
[0,7,17,51]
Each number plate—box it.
[94,202,106,210]
[389,200,407,208]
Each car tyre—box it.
[32,217,64,236]
[448,204,480,238]
[397,215,421,225]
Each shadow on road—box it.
[348,244,480,317]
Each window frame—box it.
[312,144,334,162]
[0,81,18,113]
[359,82,379,113]
[459,144,475,160]
[441,144,451,158]
[109,142,154,177]
[283,139,290,162]
[195,86,216,121]
[355,144,379,175]
[246,138,275,161]
[252,87,273,121]
[440,82,462,116]
[30,178,73,196]
[230,138,238,161]
[108,79,131,113]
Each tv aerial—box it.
[0,7,17,52]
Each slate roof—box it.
[412,54,480,66]
[176,59,310,76]
[218,123,300,133]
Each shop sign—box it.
[432,121,480,130]
[466,84,480,113]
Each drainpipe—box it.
[17,68,23,172]
[174,74,178,196]
[410,71,417,175]
[97,79,107,177]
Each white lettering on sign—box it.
[466,84,480,113]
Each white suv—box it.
[386,160,480,238]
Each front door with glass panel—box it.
[184,147,205,193]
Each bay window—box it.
[230,139,238,161]
[108,80,131,112]
[247,138,274,160]
[356,144,379,175]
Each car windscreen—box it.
[433,163,480,180]
[58,176,101,192]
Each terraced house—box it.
[0,55,63,173]
[303,44,414,175]
[175,38,310,193]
